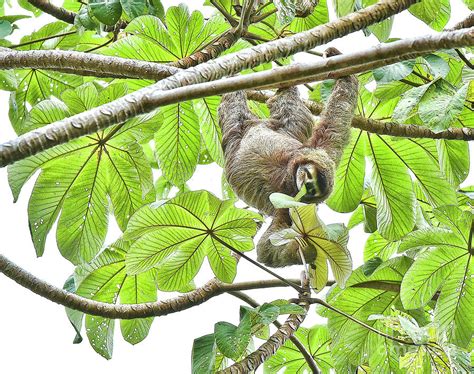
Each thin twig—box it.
[302,297,417,346]
[212,235,304,293]
[10,31,76,49]
[455,48,474,69]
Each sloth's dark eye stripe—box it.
[317,172,328,195]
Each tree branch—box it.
[27,0,76,24]
[1,26,472,167]
[229,291,320,374]
[447,12,474,31]
[0,253,301,319]
[247,90,474,141]
[219,288,311,373]
[0,50,181,80]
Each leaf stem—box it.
[211,234,304,293]
[302,297,418,346]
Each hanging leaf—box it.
[194,96,225,167]
[192,334,217,374]
[120,0,146,19]
[327,130,365,212]
[155,101,201,186]
[418,81,468,132]
[89,0,122,26]
[366,134,415,240]
[400,206,473,348]
[408,0,451,31]
[74,240,158,358]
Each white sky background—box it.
[0,1,472,373]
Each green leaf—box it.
[418,81,468,132]
[334,0,355,17]
[9,70,82,134]
[400,207,473,348]
[373,60,415,83]
[9,91,157,263]
[392,81,435,123]
[290,204,352,286]
[366,134,415,240]
[104,7,228,62]
[462,0,474,10]
[269,192,307,209]
[192,334,217,374]
[155,102,200,186]
[89,0,122,25]
[364,232,398,262]
[75,243,157,358]
[437,139,470,187]
[409,0,450,31]
[214,320,251,361]
[0,19,12,38]
[385,137,457,208]
[120,0,146,19]
[265,326,332,373]
[322,258,411,371]
[125,191,260,290]
[424,54,450,78]
[0,70,17,91]
[289,0,328,33]
[194,96,225,167]
[327,130,365,212]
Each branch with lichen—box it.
[1,26,472,167]
[247,90,474,141]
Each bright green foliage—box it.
[408,0,451,31]
[124,190,261,290]
[400,207,473,348]
[265,325,332,373]
[72,240,158,358]
[8,83,159,263]
[0,0,472,371]
[192,300,306,371]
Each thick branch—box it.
[27,0,76,24]
[247,90,474,141]
[447,12,474,31]
[0,253,302,319]
[1,26,472,167]
[218,299,310,373]
[0,50,180,80]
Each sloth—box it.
[218,47,358,267]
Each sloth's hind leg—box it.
[257,209,316,267]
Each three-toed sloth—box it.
[218,47,358,267]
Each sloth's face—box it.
[295,164,330,203]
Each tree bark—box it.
[217,301,310,373]
[247,91,474,141]
[27,0,76,24]
[1,26,472,167]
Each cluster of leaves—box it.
[312,205,473,373]
[0,0,473,371]
[192,300,308,373]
